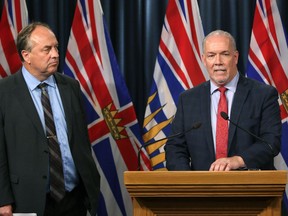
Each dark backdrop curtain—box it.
[1,0,288,126]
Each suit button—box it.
[44,150,49,154]
[42,175,47,179]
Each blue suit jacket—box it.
[165,75,282,170]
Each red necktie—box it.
[216,87,228,159]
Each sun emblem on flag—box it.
[102,103,127,140]
[280,89,288,114]
[143,91,174,170]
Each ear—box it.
[21,50,31,64]
[201,54,207,67]
[234,51,239,64]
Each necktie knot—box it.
[218,86,227,94]
[38,83,48,91]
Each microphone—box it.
[137,122,201,171]
[220,112,275,156]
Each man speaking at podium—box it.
[165,30,282,171]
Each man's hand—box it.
[0,205,12,216]
[209,156,245,171]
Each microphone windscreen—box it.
[220,111,229,120]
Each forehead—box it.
[30,26,58,46]
[205,35,232,52]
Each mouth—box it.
[49,62,59,67]
[214,68,226,73]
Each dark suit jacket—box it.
[165,75,282,170]
[0,70,100,215]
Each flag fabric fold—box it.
[0,0,28,78]
[246,0,288,213]
[143,0,208,170]
[63,0,150,215]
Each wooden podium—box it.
[124,171,287,216]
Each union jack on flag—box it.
[246,0,288,213]
[0,0,28,78]
[143,0,208,170]
[63,0,150,215]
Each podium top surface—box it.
[124,171,288,185]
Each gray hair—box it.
[202,30,237,52]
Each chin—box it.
[215,79,228,86]
[48,66,58,73]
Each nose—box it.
[51,47,59,58]
[214,54,222,65]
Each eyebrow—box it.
[42,44,58,49]
[206,50,230,54]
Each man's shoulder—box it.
[0,70,21,89]
[181,80,210,96]
[54,72,79,85]
[241,75,277,92]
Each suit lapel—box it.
[14,71,45,136]
[228,75,250,149]
[201,81,215,157]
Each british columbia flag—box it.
[63,0,151,215]
[246,0,288,213]
[0,0,28,78]
[143,0,208,170]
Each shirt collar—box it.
[210,72,239,95]
[22,66,56,91]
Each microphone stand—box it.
[220,112,275,156]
